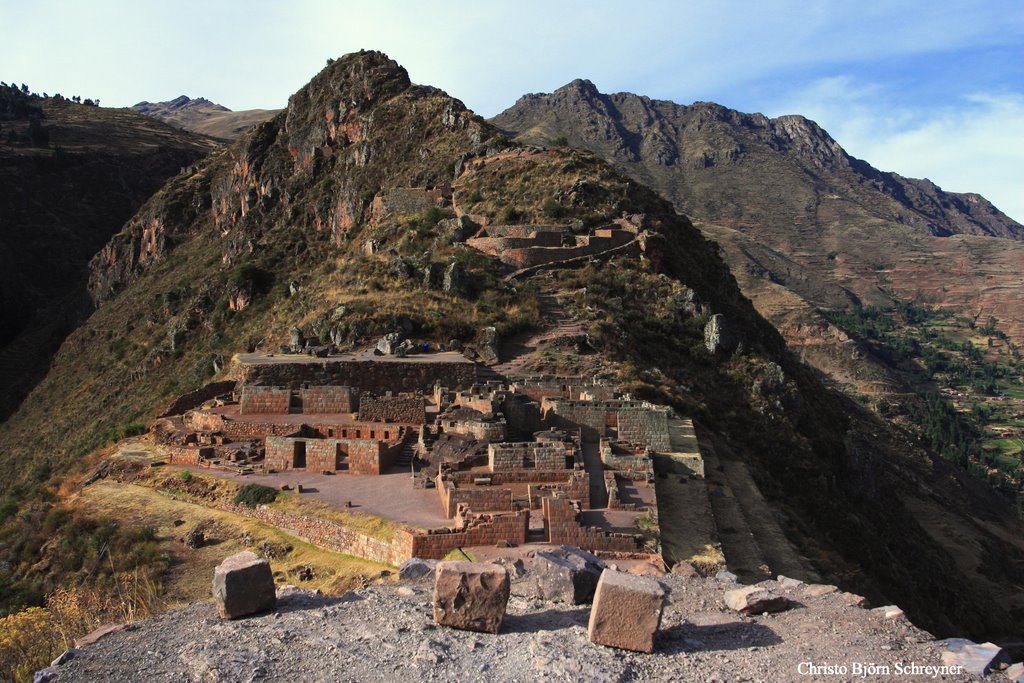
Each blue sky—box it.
[4,0,1022,220]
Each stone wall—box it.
[542,496,642,552]
[511,376,614,402]
[239,386,291,415]
[487,442,572,471]
[164,445,208,465]
[348,439,400,475]
[441,416,507,442]
[409,510,529,558]
[467,229,634,269]
[266,437,347,472]
[213,500,413,567]
[232,357,478,395]
[160,380,237,418]
[369,186,450,222]
[600,440,655,480]
[436,475,514,517]
[527,470,591,510]
[543,398,670,450]
[357,393,427,424]
[301,385,355,413]
[617,408,670,452]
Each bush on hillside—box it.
[233,484,278,508]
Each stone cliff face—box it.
[90,52,484,306]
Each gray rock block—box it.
[532,545,606,604]
[212,551,276,619]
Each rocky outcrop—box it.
[88,51,487,306]
[51,573,1003,682]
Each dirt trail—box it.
[492,287,585,377]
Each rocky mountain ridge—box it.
[495,79,1021,240]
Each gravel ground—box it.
[51,574,989,682]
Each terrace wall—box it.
[232,358,478,394]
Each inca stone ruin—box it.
[153,348,705,567]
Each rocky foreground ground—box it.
[44,569,1005,683]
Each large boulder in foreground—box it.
[532,545,606,604]
[212,551,276,619]
[432,561,510,634]
[588,570,665,653]
[724,585,790,614]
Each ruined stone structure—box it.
[357,392,427,424]
[157,351,700,565]
[467,224,637,270]
[541,398,670,451]
[509,375,615,403]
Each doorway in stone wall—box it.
[293,440,307,469]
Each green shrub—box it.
[500,206,521,224]
[104,421,147,444]
[542,199,568,219]
[233,484,278,508]
[178,470,192,483]
[0,499,17,523]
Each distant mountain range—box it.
[131,95,278,140]
[493,80,1024,391]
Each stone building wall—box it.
[436,475,514,518]
[409,510,529,559]
[239,386,291,415]
[487,442,572,471]
[301,385,355,414]
[617,408,671,452]
[442,417,507,442]
[542,496,642,552]
[467,229,634,269]
[600,440,655,480]
[543,398,670,450]
[348,439,400,475]
[357,393,426,424]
